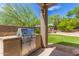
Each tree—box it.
[58,18,79,32]
[48,14,61,30]
[0,3,39,27]
[67,6,79,18]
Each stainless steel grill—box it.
[16,28,36,55]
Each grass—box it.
[48,34,79,47]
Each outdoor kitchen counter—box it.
[0,36,21,56]
[0,34,42,56]
[21,34,42,56]
[0,36,21,40]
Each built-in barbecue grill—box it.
[17,28,35,44]
[16,28,37,55]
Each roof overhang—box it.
[38,3,57,9]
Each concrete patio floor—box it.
[30,48,73,56]
[29,44,74,56]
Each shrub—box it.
[35,28,40,34]
[58,19,78,32]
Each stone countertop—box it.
[0,34,40,40]
[0,36,21,40]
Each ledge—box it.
[0,36,21,40]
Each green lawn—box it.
[48,34,79,47]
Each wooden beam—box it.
[38,3,57,8]
[40,5,48,48]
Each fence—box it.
[0,25,39,36]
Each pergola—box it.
[39,3,57,48]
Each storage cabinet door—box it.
[4,38,21,56]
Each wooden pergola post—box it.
[40,4,48,48]
[39,3,56,48]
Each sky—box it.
[0,3,79,18]
[31,3,79,18]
